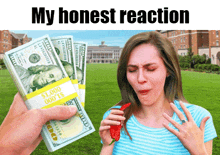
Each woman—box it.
[99,31,217,154]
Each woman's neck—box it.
[134,96,174,128]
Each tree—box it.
[206,58,211,64]
[0,59,6,69]
[186,47,193,68]
[200,54,206,64]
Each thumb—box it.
[200,116,210,131]
[40,105,77,124]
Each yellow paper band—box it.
[81,102,85,107]
[78,84,85,89]
[71,79,78,84]
[41,92,78,109]
[24,77,70,101]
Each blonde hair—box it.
[116,31,186,140]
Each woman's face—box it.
[126,43,168,106]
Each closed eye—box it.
[127,66,138,73]
[145,65,157,72]
[128,69,137,72]
[147,67,156,71]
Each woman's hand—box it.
[0,93,77,155]
[162,101,210,155]
[99,109,125,146]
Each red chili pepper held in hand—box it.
[109,103,131,145]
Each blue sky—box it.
[11,30,152,47]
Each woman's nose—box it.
[137,69,147,84]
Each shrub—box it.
[201,64,206,70]
[211,65,219,71]
[184,63,190,68]
[181,68,188,70]
[194,64,198,69]
[205,70,212,73]
[207,64,212,70]
[0,59,6,69]
[201,64,211,70]
[197,64,202,70]
[206,58,211,64]
[179,62,190,69]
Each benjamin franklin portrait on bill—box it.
[14,65,65,93]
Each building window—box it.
[216,31,219,38]
[181,37,182,42]
[184,37,185,42]
[217,41,219,46]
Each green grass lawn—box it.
[0,64,219,154]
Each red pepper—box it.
[109,103,131,145]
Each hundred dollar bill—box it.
[74,42,87,107]
[3,35,95,152]
[50,36,80,100]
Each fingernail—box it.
[68,105,77,113]
[170,103,175,106]
[162,113,168,117]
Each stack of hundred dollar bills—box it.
[3,35,95,152]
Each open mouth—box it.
[139,90,150,95]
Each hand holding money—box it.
[3,35,95,151]
[0,93,77,155]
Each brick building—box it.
[0,30,32,59]
[0,30,12,59]
[160,30,209,56]
[209,30,220,65]
[87,41,122,63]
[159,30,220,65]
